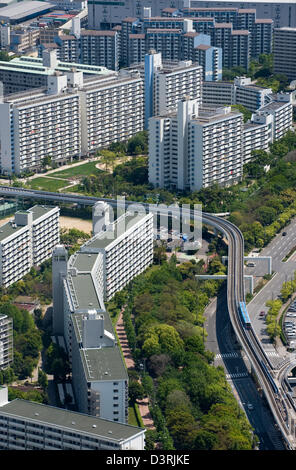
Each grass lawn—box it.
[50,161,103,179]
[26,177,69,192]
[128,405,140,427]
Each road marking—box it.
[215,352,240,359]
[226,372,249,379]
[265,351,280,357]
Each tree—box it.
[128,380,145,403]
[231,104,252,123]
[127,131,148,155]
[38,369,48,390]
[0,51,11,62]
[99,149,117,172]
[42,155,52,169]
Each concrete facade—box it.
[0,205,59,288]
[0,397,145,450]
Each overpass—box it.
[0,184,295,448]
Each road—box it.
[245,217,296,364]
[205,287,285,450]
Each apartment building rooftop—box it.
[274,26,296,31]
[254,18,273,23]
[67,272,105,311]
[0,56,112,77]
[84,212,149,251]
[146,28,182,33]
[195,44,212,50]
[0,399,143,441]
[260,99,291,112]
[80,347,128,382]
[71,252,99,272]
[80,30,117,37]
[184,7,238,11]
[232,30,250,35]
[0,1,53,23]
[29,204,57,221]
[244,121,266,130]
[129,33,145,39]
[72,311,114,345]
[214,23,232,28]
[80,73,141,93]
[0,205,56,242]
[0,220,24,242]
[192,106,242,124]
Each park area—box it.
[24,160,103,193]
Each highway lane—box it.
[206,287,285,450]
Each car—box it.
[247,262,256,267]
[259,311,265,317]
[247,403,254,410]
[282,232,287,236]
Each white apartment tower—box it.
[149,97,243,190]
[80,209,154,301]
[0,316,13,370]
[144,50,203,128]
[52,204,154,423]
[0,396,145,450]
[0,74,81,175]
[0,205,59,288]
[0,70,144,175]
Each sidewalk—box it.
[115,309,155,430]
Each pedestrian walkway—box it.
[115,309,155,430]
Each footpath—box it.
[115,309,155,430]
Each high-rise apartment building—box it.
[80,209,154,301]
[52,205,154,423]
[54,29,121,70]
[88,0,294,30]
[0,51,114,95]
[273,27,296,82]
[149,97,243,191]
[0,316,13,370]
[80,72,144,154]
[0,205,59,288]
[202,76,273,112]
[149,93,293,191]
[0,68,144,175]
[256,93,294,141]
[0,74,81,174]
[87,4,273,71]
[0,391,145,450]
[130,51,203,128]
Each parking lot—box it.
[284,299,296,343]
